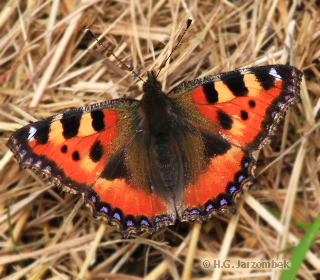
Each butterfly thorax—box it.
[140,72,173,136]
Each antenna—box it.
[156,19,192,78]
[86,27,145,83]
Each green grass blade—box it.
[279,211,320,280]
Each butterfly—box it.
[7,65,302,238]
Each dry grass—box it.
[0,0,319,279]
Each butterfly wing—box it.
[7,99,176,237]
[168,65,302,221]
[169,65,302,149]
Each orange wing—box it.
[7,99,176,237]
[169,65,302,221]
[169,65,302,150]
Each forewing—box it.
[168,65,302,150]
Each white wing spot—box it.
[239,68,249,74]
[27,126,37,141]
[54,113,63,120]
[269,68,281,80]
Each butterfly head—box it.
[143,71,162,95]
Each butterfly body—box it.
[140,72,174,136]
[7,65,302,237]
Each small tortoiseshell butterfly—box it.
[7,65,302,237]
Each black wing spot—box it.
[61,145,68,153]
[202,82,218,104]
[91,111,105,131]
[201,131,232,159]
[100,150,127,180]
[240,110,248,120]
[34,124,50,144]
[249,100,256,108]
[254,67,275,90]
[61,112,82,139]
[72,151,80,161]
[90,140,103,163]
[224,74,248,96]
[217,110,233,130]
